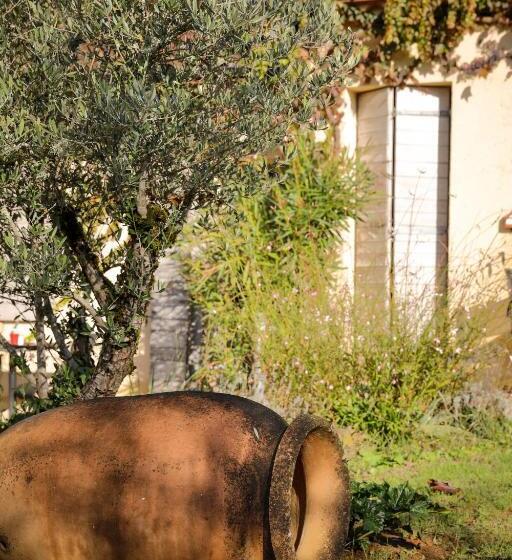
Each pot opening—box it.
[270,416,350,560]
[290,429,346,559]
[291,451,306,550]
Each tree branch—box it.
[72,294,108,331]
[137,174,149,219]
[52,201,115,308]
[42,295,76,366]
[34,294,48,398]
[0,206,24,243]
[0,332,18,356]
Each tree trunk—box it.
[78,235,161,400]
[78,331,142,400]
[34,295,48,399]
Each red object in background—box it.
[428,479,461,495]
[9,332,19,346]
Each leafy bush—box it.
[338,0,512,83]
[182,132,483,442]
[349,481,442,547]
[0,364,93,431]
[435,398,512,444]
[258,285,480,442]
[182,133,371,390]
[457,407,512,442]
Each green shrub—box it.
[349,481,442,548]
[435,399,512,444]
[182,132,482,442]
[182,132,371,390]
[251,272,479,441]
[0,364,93,431]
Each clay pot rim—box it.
[268,414,350,560]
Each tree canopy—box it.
[0,0,353,412]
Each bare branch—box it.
[0,207,24,243]
[42,295,76,365]
[0,332,18,356]
[137,174,148,219]
[72,294,108,331]
[52,201,115,308]
[34,294,48,398]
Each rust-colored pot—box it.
[0,392,350,560]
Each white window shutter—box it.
[355,87,394,307]
[393,87,450,309]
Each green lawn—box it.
[345,423,512,560]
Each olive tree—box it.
[0,0,353,408]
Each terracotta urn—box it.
[0,392,350,560]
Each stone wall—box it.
[148,250,202,392]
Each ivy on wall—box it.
[337,0,512,83]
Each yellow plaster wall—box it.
[338,28,512,381]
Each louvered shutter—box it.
[393,87,450,307]
[355,88,394,306]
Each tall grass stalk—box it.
[181,133,504,442]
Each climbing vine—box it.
[337,0,512,83]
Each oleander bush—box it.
[182,133,487,442]
[182,132,371,390]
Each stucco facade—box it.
[338,27,512,380]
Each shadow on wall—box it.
[413,28,512,90]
